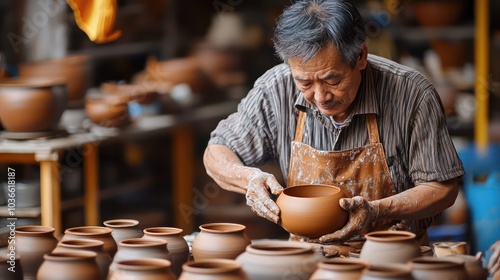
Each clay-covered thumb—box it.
[339,197,353,210]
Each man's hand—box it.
[488,240,500,277]
[314,196,379,244]
[245,171,284,223]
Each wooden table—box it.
[0,100,238,235]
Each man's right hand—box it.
[245,170,284,224]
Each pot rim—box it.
[409,256,465,269]
[199,222,246,233]
[65,226,112,236]
[364,230,416,242]
[58,239,104,249]
[119,238,167,247]
[143,227,183,236]
[103,219,139,228]
[244,240,313,256]
[44,251,97,261]
[116,258,172,271]
[15,225,55,234]
[281,184,344,198]
[363,263,412,277]
[182,259,242,274]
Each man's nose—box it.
[313,82,329,103]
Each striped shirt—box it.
[208,54,465,224]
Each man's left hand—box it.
[313,196,379,244]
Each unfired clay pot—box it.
[191,223,251,260]
[408,256,468,280]
[142,227,190,277]
[85,94,130,128]
[0,256,23,280]
[276,184,348,238]
[53,239,112,279]
[61,226,117,258]
[310,258,368,280]
[359,230,421,265]
[37,251,102,280]
[235,240,325,280]
[15,225,58,280]
[0,77,67,132]
[360,263,414,280]
[445,254,489,280]
[110,259,177,280]
[103,219,143,243]
[179,259,248,280]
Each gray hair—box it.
[273,0,366,68]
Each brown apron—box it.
[287,111,397,236]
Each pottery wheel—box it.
[0,129,68,140]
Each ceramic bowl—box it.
[85,94,130,128]
[0,77,67,132]
[276,184,348,238]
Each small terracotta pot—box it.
[359,230,421,265]
[37,251,102,280]
[61,226,117,258]
[360,263,413,280]
[408,256,468,280]
[276,184,348,238]
[310,258,368,280]
[191,222,251,260]
[0,77,67,132]
[111,258,176,280]
[235,240,325,280]
[15,225,59,280]
[103,219,142,243]
[179,259,248,280]
[85,94,130,128]
[444,254,489,280]
[142,227,190,277]
[53,239,112,279]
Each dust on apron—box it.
[287,111,397,237]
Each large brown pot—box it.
[179,259,248,280]
[142,227,190,277]
[276,184,348,238]
[53,239,112,279]
[15,225,58,280]
[110,259,176,280]
[235,240,325,280]
[37,251,102,280]
[0,77,67,132]
[61,226,118,258]
[408,256,468,280]
[103,219,143,243]
[191,223,251,260]
[359,230,421,265]
[310,258,368,280]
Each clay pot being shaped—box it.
[179,259,248,280]
[235,240,325,280]
[109,238,172,278]
[37,251,102,280]
[53,239,112,279]
[142,227,190,277]
[191,222,251,260]
[408,256,468,280]
[359,230,421,265]
[15,225,59,280]
[61,226,117,258]
[19,55,90,105]
[85,94,130,128]
[110,259,176,280]
[103,219,143,243]
[310,258,368,280]
[0,256,23,280]
[0,77,67,132]
[360,263,414,280]
[444,254,489,280]
[276,184,348,238]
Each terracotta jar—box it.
[359,230,421,265]
[110,238,172,277]
[361,263,413,280]
[445,255,489,280]
[235,240,325,280]
[0,77,67,132]
[37,251,102,280]
[85,94,130,128]
[276,184,348,238]
[110,259,176,280]
[142,227,190,277]
[192,223,251,260]
[103,219,143,243]
[61,226,117,258]
[15,225,58,280]
[408,256,468,280]
[0,256,23,280]
[53,239,112,279]
[310,258,368,280]
[179,259,248,280]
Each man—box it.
[203,0,464,245]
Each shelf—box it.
[388,24,474,43]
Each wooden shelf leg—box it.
[83,143,100,226]
[40,159,62,236]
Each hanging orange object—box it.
[66,0,121,43]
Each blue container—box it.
[459,143,500,254]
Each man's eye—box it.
[300,82,312,88]
[325,80,341,86]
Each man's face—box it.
[289,43,367,122]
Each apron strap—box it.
[293,110,307,143]
[366,114,381,144]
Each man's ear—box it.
[357,44,368,70]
